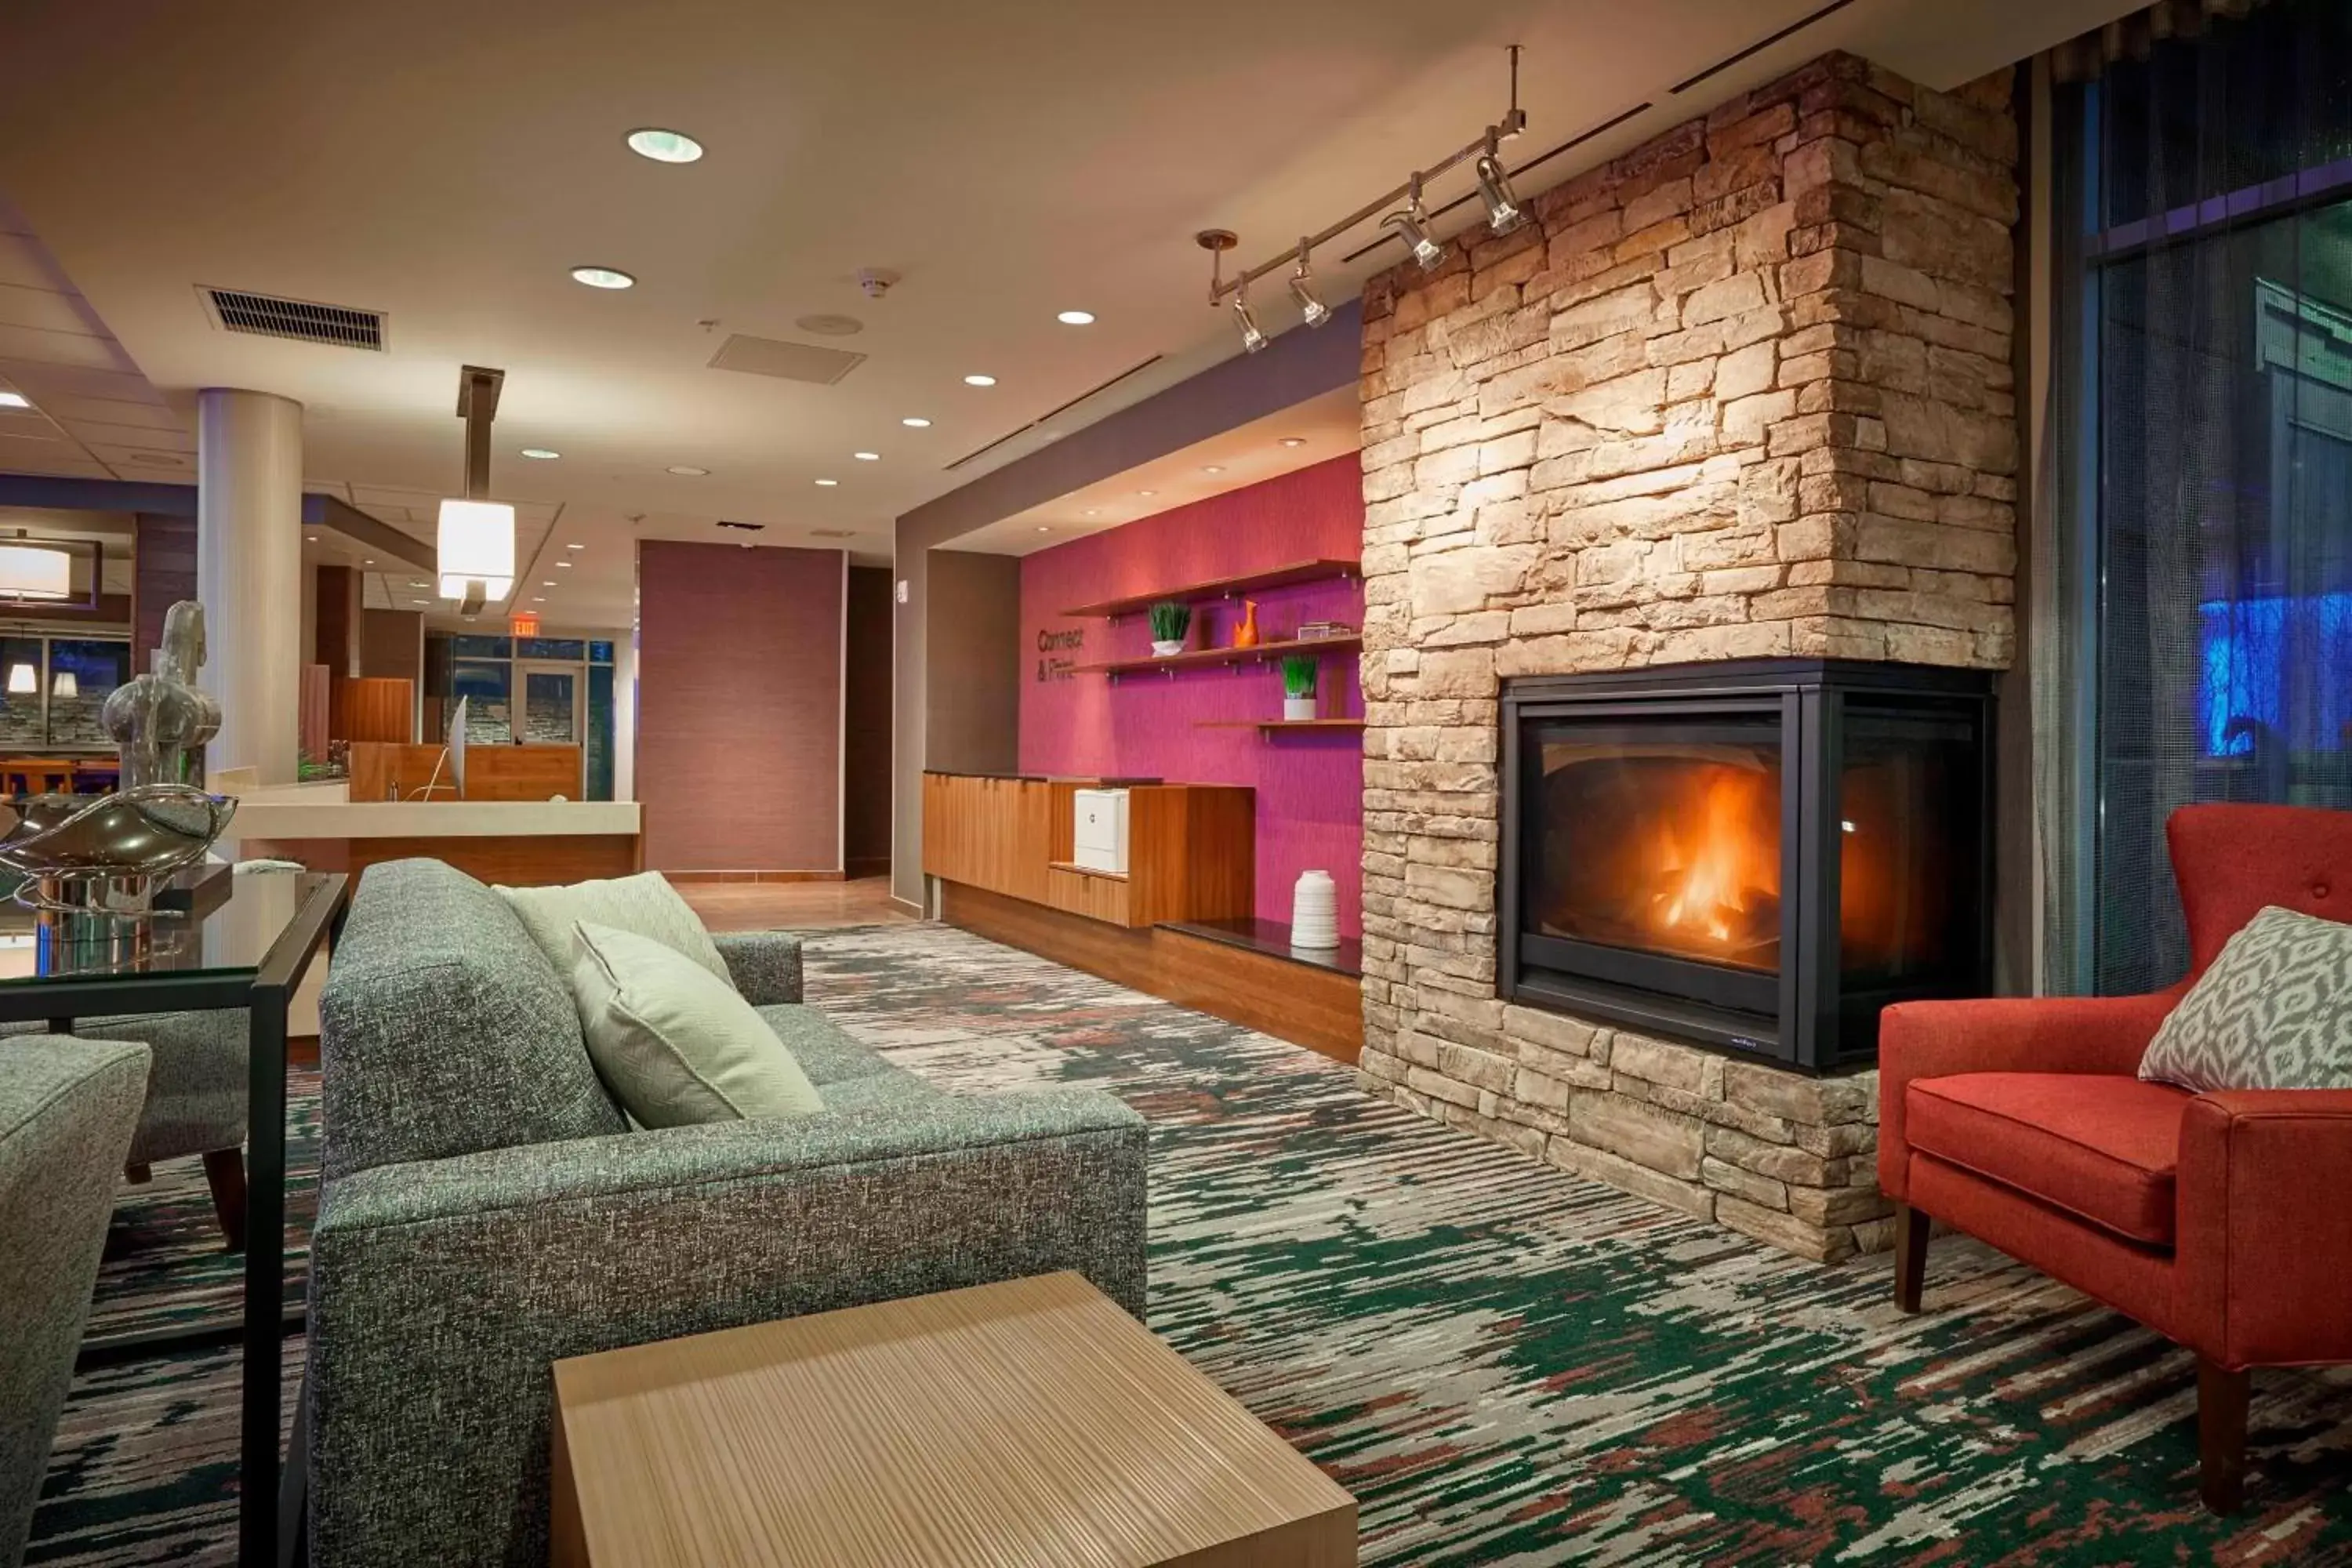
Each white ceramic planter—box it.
[1151,639,1185,657]
[1283,695,1317,720]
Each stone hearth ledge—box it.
[1351,51,2018,1264]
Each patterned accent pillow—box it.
[2139,905,2352,1092]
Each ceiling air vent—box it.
[708,334,865,385]
[715,520,765,532]
[201,287,387,350]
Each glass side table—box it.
[0,869,346,1568]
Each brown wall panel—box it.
[923,550,1021,776]
[637,541,843,873]
[361,608,423,684]
[843,565,892,873]
[132,512,196,668]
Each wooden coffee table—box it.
[550,1272,1356,1567]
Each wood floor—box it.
[677,875,918,932]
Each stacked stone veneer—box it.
[1352,53,2020,1264]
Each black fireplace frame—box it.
[1498,658,1995,1072]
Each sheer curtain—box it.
[2048,0,2352,994]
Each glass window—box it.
[450,634,513,659]
[586,664,614,800]
[589,640,614,664]
[452,660,512,746]
[45,640,129,750]
[515,637,586,661]
[2053,0,2352,993]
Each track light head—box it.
[1385,207,1446,272]
[1232,289,1269,354]
[1288,242,1331,328]
[1475,143,1525,235]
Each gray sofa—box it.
[2,1035,149,1568]
[304,858,1148,1568]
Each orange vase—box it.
[1232,598,1260,648]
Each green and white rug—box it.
[31,924,2352,1564]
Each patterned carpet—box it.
[30,924,2352,1564]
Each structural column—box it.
[196,387,304,785]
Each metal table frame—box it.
[4,873,347,1568]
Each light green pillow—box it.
[570,921,822,1126]
[499,871,731,986]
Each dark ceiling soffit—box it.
[894,296,1363,547]
[0,473,436,568]
[314,495,436,570]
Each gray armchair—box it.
[304,858,1148,1568]
[1,1035,150,1567]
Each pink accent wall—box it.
[639,540,844,873]
[1018,456,1364,937]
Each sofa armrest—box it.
[2178,1090,2352,1368]
[304,1089,1146,1568]
[1877,992,2176,1201]
[712,928,802,1004]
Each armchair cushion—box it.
[2139,904,2352,1093]
[1907,1073,2190,1247]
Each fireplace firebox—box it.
[1499,659,1993,1071]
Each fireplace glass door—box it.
[1534,711,1786,975]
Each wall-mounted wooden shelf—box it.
[1192,718,1367,734]
[1060,559,1359,619]
[1076,635,1360,679]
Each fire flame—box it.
[1649,769,1779,949]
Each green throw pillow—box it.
[570,921,822,1126]
[499,871,733,985]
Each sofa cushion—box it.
[497,872,731,987]
[320,859,625,1180]
[817,1070,942,1115]
[2139,904,2352,1092]
[572,923,823,1127]
[756,1004,895,1087]
[1907,1073,2190,1247]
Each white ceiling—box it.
[0,0,2134,632]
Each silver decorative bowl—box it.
[0,784,237,916]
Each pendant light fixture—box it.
[0,531,73,601]
[1287,241,1331,328]
[438,366,515,613]
[49,669,76,699]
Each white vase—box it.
[1283,695,1317,720]
[1290,869,1340,949]
[1152,639,1185,657]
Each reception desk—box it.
[921,771,1359,1062]
[219,782,641,887]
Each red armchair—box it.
[1878,803,2352,1513]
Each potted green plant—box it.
[1148,601,1191,657]
[1281,653,1319,720]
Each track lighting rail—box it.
[1203,45,1527,310]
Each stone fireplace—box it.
[1355,53,2019,1262]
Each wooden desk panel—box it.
[466,744,583,802]
[249,833,639,887]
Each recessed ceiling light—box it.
[964,374,996,387]
[626,128,704,164]
[410,599,429,607]
[543,580,557,587]
[852,451,879,461]
[796,313,864,337]
[571,266,636,290]
[362,557,376,565]
[1057,310,1094,325]
[1201,465,1225,474]
[901,417,931,428]
[666,464,709,477]
[565,543,586,551]
[557,561,573,568]
[1138,489,1156,497]
[520,448,561,460]
[1279,437,1307,448]
[1082,509,1098,517]
[1036,525,1051,533]
[305,533,318,542]
[815,477,839,487]
[532,596,546,604]
[0,392,28,409]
